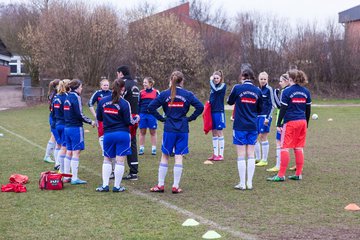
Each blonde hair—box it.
[100,79,109,87]
[169,71,184,105]
[57,79,71,94]
[144,77,155,87]
[258,71,269,80]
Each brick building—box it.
[0,38,12,85]
[339,5,360,51]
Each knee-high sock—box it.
[158,163,168,186]
[247,158,255,188]
[98,136,104,156]
[54,147,60,165]
[237,157,246,187]
[173,164,183,188]
[278,149,290,177]
[70,157,79,180]
[261,141,269,162]
[212,137,219,156]
[114,162,125,188]
[58,154,66,173]
[294,149,304,176]
[275,147,281,169]
[44,141,55,158]
[218,137,224,156]
[254,141,261,160]
[64,156,71,174]
[102,159,112,187]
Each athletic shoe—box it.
[255,159,261,163]
[96,185,109,192]
[44,156,55,163]
[113,186,126,192]
[139,148,144,155]
[172,187,182,194]
[150,185,165,192]
[151,149,157,155]
[122,173,138,181]
[289,166,297,171]
[267,175,285,182]
[170,152,175,157]
[213,155,224,161]
[109,171,115,180]
[246,184,253,190]
[234,183,246,190]
[288,175,302,180]
[255,160,268,166]
[266,166,279,172]
[208,154,218,160]
[63,177,71,183]
[54,165,60,171]
[71,179,87,185]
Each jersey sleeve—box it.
[147,93,165,122]
[187,93,204,122]
[88,91,98,107]
[226,85,237,105]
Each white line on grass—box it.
[0,125,257,240]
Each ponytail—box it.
[111,78,125,104]
[288,69,308,86]
[169,71,184,105]
[48,79,61,97]
[57,79,71,94]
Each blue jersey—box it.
[227,80,263,131]
[280,84,311,123]
[64,91,93,127]
[209,80,226,112]
[147,87,204,133]
[88,89,112,108]
[96,96,137,133]
[259,84,275,119]
[139,88,159,113]
[51,93,67,127]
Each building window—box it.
[10,65,17,74]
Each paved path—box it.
[0,85,27,109]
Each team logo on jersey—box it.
[104,108,118,115]
[64,106,70,110]
[292,98,306,103]
[54,103,61,109]
[97,97,102,101]
[168,102,184,107]
[241,97,256,104]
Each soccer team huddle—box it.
[44,65,311,193]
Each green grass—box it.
[312,98,360,104]
[0,104,359,239]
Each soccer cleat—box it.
[96,185,109,192]
[255,160,268,166]
[54,165,60,171]
[44,156,55,163]
[266,166,279,172]
[109,171,115,180]
[63,177,71,183]
[255,159,261,163]
[213,155,224,161]
[288,175,302,180]
[113,186,126,192]
[150,185,165,192]
[122,173,138,181]
[246,184,253,190]
[289,166,297,171]
[234,183,246,190]
[151,149,157,155]
[172,187,182,194]
[139,148,144,155]
[267,175,285,182]
[71,179,87,185]
[208,154,218,160]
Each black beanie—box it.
[117,65,130,76]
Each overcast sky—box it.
[2,0,359,27]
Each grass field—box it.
[0,104,359,240]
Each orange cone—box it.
[344,203,360,211]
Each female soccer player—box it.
[64,79,96,184]
[51,79,70,172]
[147,71,204,194]
[266,74,290,172]
[255,72,276,167]
[267,69,311,182]
[138,77,160,155]
[227,69,263,190]
[207,70,227,161]
[95,79,140,192]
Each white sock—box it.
[58,154,66,173]
[140,145,144,151]
[98,136,104,156]
[158,163,168,186]
[64,156,71,174]
[218,137,224,156]
[255,141,261,160]
[237,157,246,188]
[276,147,281,168]
[247,158,255,189]
[212,137,219,156]
[111,158,116,172]
[45,141,55,158]
[261,141,269,162]
[114,162,125,188]
[70,157,79,180]
[173,164,183,188]
[152,145,156,151]
[102,160,112,187]
[54,148,60,166]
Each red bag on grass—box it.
[202,101,213,134]
[9,174,29,184]
[1,183,27,193]
[39,171,72,190]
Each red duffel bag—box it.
[39,171,72,190]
